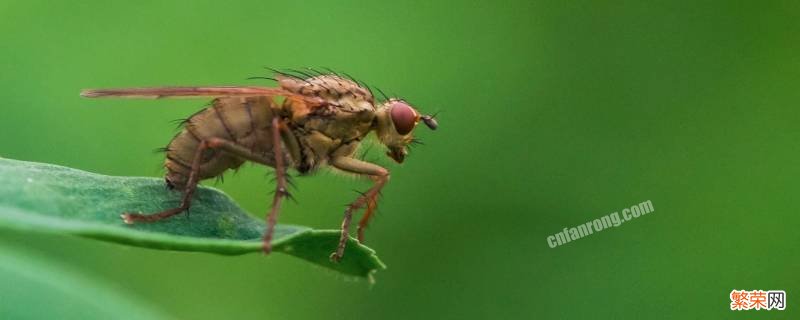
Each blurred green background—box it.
[0,0,798,318]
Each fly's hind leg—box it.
[122,135,283,229]
[121,139,214,224]
[329,156,390,262]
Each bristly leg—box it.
[357,193,379,243]
[357,173,385,242]
[333,175,387,262]
[121,139,211,224]
[123,137,280,225]
[329,157,390,262]
[262,117,290,254]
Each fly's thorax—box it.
[279,73,376,141]
[283,84,376,142]
[289,108,374,170]
[307,109,374,139]
[277,72,437,164]
[278,74,374,104]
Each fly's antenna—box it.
[421,110,439,130]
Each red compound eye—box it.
[390,101,417,135]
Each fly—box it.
[81,70,438,262]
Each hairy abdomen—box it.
[164,96,277,189]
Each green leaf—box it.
[0,158,385,279]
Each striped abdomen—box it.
[164,96,278,190]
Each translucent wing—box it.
[80,86,323,105]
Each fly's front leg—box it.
[358,177,381,243]
[329,156,390,262]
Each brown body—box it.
[81,71,437,262]
[166,75,377,189]
[165,96,278,189]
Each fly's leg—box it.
[263,117,289,254]
[278,124,302,169]
[122,136,280,226]
[180,125,289,254]
[357,178,380,243]
[121,139,212,224]
[329,157,390,262]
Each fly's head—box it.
[373,99,438,163]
